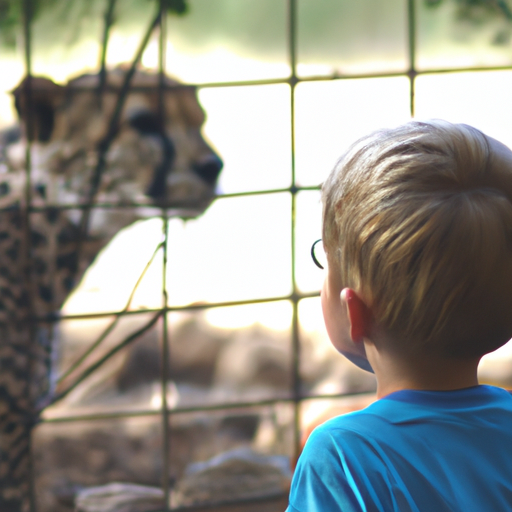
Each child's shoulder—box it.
[308,398,391,441]
[310,385,512,441]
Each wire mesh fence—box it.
[1,0,512,510]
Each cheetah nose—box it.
[192,154,223,186]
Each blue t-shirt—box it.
[287,385,512,512]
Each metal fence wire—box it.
[2,0,512,510]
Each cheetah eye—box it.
[128,112,162,136]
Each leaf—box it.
[163,0,188,16]
[0,0,189,49]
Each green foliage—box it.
[425,0,512,21]
[424,0,512,45]
[0,0,188,49]
[163,0,188,15]
[0,0,26,46]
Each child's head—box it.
[322,120,512,359]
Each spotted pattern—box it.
[0,69,222,511]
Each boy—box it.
[287,120,512,511]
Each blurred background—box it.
[2,0,512,510]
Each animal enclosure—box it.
[1,1,512,511]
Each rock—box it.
[75,482,164,512]
[171,447,291,508]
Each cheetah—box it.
[0,68,222,511]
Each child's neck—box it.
[366,343,481,398]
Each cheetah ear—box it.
[12,76,65,143]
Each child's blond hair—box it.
[322,120,512,358]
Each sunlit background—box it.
[3,0,512,510]
[45,0,512,372]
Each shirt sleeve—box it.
[287,425,365,512]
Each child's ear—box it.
[341,288,372,343]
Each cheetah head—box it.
[3,68,223,239]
